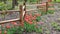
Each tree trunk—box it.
[15,0,18,6]
[12,0,18,9]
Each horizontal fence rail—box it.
[0,10,19,13]
[0,8,55,13]
[26,3,53,6]
[0,18,20,24]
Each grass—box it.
[56,0,60,2]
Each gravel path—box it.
[40,3,60,34]
[0,12,19,21]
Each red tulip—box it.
[24,14,34,24]
[25,18,29,22]
[28,21,33,24]
[25,15,29,18]
[33,17,36,20]
[6,25,11,29]
[13,23,17,25]
[32,16,36,20]
[25,18,27,21]
[25,16,29,19]
[20,21,24,27]
[29,14,33,18]
[11,22,17,25]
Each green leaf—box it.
[7,29,11,34]
[47,10,54,14]
[36,16,41,22]
[51,22,58,28]
[2,30,4,34]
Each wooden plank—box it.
[0,10,19,13]
[19,5,23,24]
[26,4,46,6]
[39,8,55,10]
[26,8,55,11]
[0,18,20,24]
[0,8,55,14]
[26,9,38,11]
[48,8,55,10]
[46,2,48,13]
[26,3,53,6]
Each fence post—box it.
[46,2,48,14]
[19,5,24,26]
[37,0,39,8]
[23,0,26,18]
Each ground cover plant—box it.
[51,22,60,31]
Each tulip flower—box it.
[6,25,11,29]
[11,22,17,25]
[28,21,33,24]
[33,16,36,20]
[24,14,40,24]
[25,16,29,19]
[13,22,17,25]
[29,14,32,17]
[24,18,29,22]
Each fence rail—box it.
[0,8,55,13]
[0,2,54,24]
[0,18,20,24]
[26,3,53,6]
[0,10,19,13]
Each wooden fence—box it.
[0,2,55,24]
